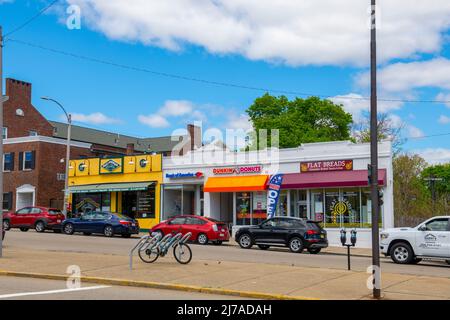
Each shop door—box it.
[122,192,137,219]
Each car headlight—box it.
[380,233,389,240]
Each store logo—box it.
[213,166,262,175]
[139,159,148,168]
[301,160,353,172]
[330,199,351,223]
[102,159,121,172]
[425,234,437,242]
[166,172,204,179]
[78,163,86,172]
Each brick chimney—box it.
[5,78,32,103]
[187,124,202,151]
[126,143,135,155]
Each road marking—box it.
[0,285,111,299]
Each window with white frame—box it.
[3,153,14,171]
[22,151,34,170]
[2,127,7,139]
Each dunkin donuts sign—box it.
[300,160,353,172]
[213,166,262,175]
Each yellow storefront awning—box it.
[204,175,269,192]
[68,182,155,194]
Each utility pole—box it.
[0,26,4,258]
[369,0,381,299]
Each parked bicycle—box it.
[138,232,193,265]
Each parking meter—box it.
[350,229,357,246]
[340,229,347,246]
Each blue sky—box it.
[1,0,450,163]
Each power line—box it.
[7,38,450,105]
[407,132,450,140]
[4,0,60,38]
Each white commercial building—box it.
[162,140,393,248]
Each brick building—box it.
[2,78,199,212]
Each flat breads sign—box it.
[300,160,353,172]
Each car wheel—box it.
[213,241,223,245]
[258,244,270,250]
[20,227,29,232]
[289,237,304,253]
[83,232,91,236]
[63,223,74,235]
[197,233,209,245]
[35,221,46,233]
[3,220,10,231]
[390,242,414,264]
[121,234,132,238]
[307,248,321,254]
[103,225,114,237]
[238,233,253,249]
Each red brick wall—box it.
[3,140,92,210]
[4,79,54,138]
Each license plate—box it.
[131,223,136,227]
[219,233,224,237]
[57,220,61,223]
[320,234,325,238]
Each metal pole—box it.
[0,26,4,258]
[347,245,351,271]
[370,0,381,299]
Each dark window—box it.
[48,209,62,215]
[29,208,42,214]
[2,192,12,210]
[186,217,205,225]
[16,208,30,215]
[19,151,35,170]
[425,219,449,232]
[170,217,186,225]
[3,153,14,171]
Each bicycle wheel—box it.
[173,244,192,264]
[138,246,160,263]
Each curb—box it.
[0,270,318,300]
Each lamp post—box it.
[41,97,72,218]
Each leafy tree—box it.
[393,154,431,218]
[421,163,450,195]
[246,94,353,148]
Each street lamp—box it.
[41,97,72,218]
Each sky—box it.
[1,0,450,164]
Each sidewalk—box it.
[1,247,449,300]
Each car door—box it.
[76,212,96,232]
[11,207,31,227]
[28,207,42,227]
[253,219,277,243]
[415,218,450,257]
[271,218,292,244]
[184,217,201,239]
[91,212,109,233]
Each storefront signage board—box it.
[300,160,353,172]
[213,166,262,175]
[166,172,204,179]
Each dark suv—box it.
[235,217,328,253]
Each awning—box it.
[204,175,269,192]
[68,182,155,194]
[280,169,386,189]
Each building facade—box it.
[162,140,394,247]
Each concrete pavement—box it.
[1,245,450,300]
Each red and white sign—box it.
[300,160,353,172]
[213,166,262,175]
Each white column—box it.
[287,190,291,217]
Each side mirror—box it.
[418,225,427,231]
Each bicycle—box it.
[138,232,193,264]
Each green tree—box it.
[246,94,353,148]
[393,154,431,218]
[420,163,450,214]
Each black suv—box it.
[235,217,328,253]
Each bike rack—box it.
[129,232,194,269]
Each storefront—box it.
[68,154,163,230]
[162,140,393,247]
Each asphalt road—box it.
[0,276,249,300]
[3,229,450,277]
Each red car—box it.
[150,215,230,245]
[3,206,65,233]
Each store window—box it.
[342,189,361,227]
[136,188,156,219]
[310,189,324,223]
[252,191,267,225]
[276,190,288,217]
[236,192,251,225]
[73,193,102,214]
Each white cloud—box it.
[438,115,450,124]
[436,93,450,108]
[356,58,450,93]
[66,0,450,67]
[69,112,122,125]
[226,113,253,131]
[414,148,450,164]
[137,114,169,128]
[330,93,403,122]
[159,100,193,117]
[407,125,424,139]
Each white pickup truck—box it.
[380,216,450,265]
